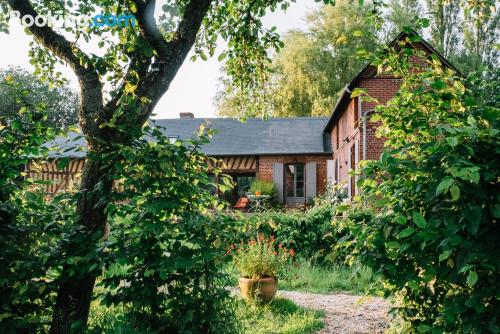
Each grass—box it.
[226,258,380,295]
[87,296,324,334]
[279,258,380,294]
[235,297,324,334]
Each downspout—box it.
[360,97,366,161]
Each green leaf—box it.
[467,270,478,287]
[450,185,460,201]
[446,137,458,147]
[217,52,227,62]
[399,227,416,238]
[439,250,452,262]
[412,211,427,229]
[352,30,364,37]
[417,324,432,332]
[436,178,453,195]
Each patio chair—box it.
[234,196,249,210]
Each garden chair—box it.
[234,197,250,211]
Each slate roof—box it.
[47,117,331,158]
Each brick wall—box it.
[258,154,330,195]
[329,72,403,193]
[359,75,402,161]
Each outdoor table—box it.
[246,194,270,212]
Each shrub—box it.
[225,203,340,262]
[340,41,500,332]
[0,79,71,332]
[100,124,240,334]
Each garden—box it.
[1,0,499,333]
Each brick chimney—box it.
[179,112,194,119]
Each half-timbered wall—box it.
[28,155,259,194]
[25,159,85,194]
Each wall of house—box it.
[258,154,330,196]
[358,75,402,161]
[330,99,360,191]
[328,74,403,195]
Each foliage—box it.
[222,203,343,262]
[0,77,75,332]
[249,179,277,197]
[261,205,337,261]
[216,0,379,118]
[0,67,79,129]
[94,124,239,333]
[231,236,293,279]
[313,183,348,206]
[2,0,339,329]
[339,39,500,333]
[235,298,324,334]
[383,0,423,40]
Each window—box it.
[285,163,305,199]
[236,175,255,196]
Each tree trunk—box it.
[50,158,112,334]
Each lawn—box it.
[279,259,380,294]
[235,297,324,334]
[226,258,380,295]
[87,294,324,334]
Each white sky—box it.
[0,1,320,119]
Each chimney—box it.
[179,112,194,119]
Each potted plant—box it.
[249,180,277,203]
[231,236,293,303]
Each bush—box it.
[0,79,70,332]
[225,203,341,262]
[100,124,240,333]
[340,43,500,332]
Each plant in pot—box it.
[249,180,277,202]
[231,236,292,303]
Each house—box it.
[323,30,459,199]
[28,30,457,204]
[30,114,332,206]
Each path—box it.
[278,290,391,334]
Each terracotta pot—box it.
[239,276,277,303]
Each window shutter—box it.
[272,162,284,204]
[305,162,317,202]
[326,159,335,184]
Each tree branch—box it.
[7,0,105,145]
[134,0,213,122]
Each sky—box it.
[0,1,320,119]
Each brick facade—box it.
[257,154,330,196]
[326,35,454,198]
[328,70,403,196]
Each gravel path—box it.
[278,290,391,334]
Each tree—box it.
[0,67,79,129]
[1,0,336,332]
[426,0,462,58]
[216,0,379,118]
[384,0,423,40]
[461,2,500,73]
